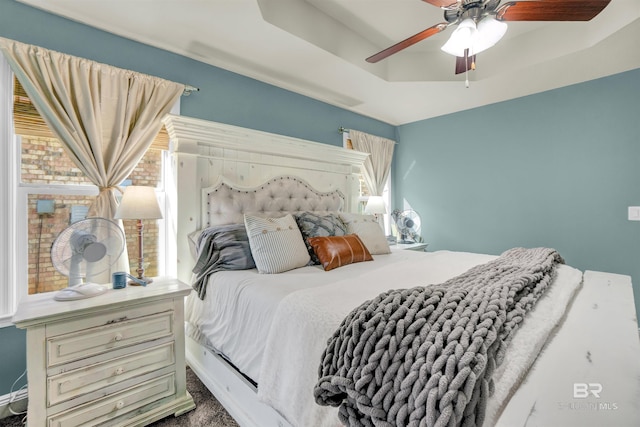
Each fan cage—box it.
[51,217,125,285]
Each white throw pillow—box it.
[339,212,391,255]
[244,213,310,273]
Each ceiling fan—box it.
[366,0,611,76]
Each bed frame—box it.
[163,114,640,427]
[163,114,367,426]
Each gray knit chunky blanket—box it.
[314,247,564,427]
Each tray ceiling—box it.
[18,0,640,125]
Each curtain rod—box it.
[338,126,398,144]
[1,37,201,97]
[183,85,199,96]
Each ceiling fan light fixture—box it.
[474,16,508,54]
[441,16,508,57]
[367,0,610,73]
[441,18,477,57]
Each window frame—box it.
[0,62,179,326]
[0,55,17,326]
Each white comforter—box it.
[185,250,582,427]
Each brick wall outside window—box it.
[23,136,162,294]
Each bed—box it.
[163,114,640,427]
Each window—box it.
[342,131,392,235]
[1,69,176,324]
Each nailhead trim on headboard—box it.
[204,176,345,227]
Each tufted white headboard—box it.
[163,114,368,283]
[203,175,345,227]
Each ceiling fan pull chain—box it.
[465,52,470,88]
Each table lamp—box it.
[114,186,162,285]
[365,196,387,218]
[365,195,387,229]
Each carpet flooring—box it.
[0,367,239,427]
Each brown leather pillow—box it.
[307,234,373,271]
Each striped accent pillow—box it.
[244,213,310,274]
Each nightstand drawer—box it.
[48,342,175,406]
[47,311,174,367]
[46,300,174,337]
[47,373,176,427]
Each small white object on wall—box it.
[628,206,640,221]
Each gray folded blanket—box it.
[314,247,564,427]
[191,224,255,299]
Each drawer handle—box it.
[113,333,123,342]
[115,400,125,410]
[115,367,125,375]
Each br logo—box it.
[573,383,603,398]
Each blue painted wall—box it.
[395,68,640,323]
[0,0,394,396]
[0,326,26,398]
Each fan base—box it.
[54,283,108,301]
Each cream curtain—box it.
[349,129,396,196]
[0,37,184,275]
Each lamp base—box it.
[128,277,153,286]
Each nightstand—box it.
[390,242,429,252]
[12,277,195,427]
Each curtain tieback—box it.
[99,185,123,193]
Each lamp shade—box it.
[364,196,387,215]
[114,186,163,220]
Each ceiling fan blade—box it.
[455,50,476,75]
[366,23,448,63]
[421,0,458,7]
[496,0,611,22]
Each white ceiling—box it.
[18,0,640,125]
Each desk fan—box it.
[51,217,125,301]
[392,209,423,244]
